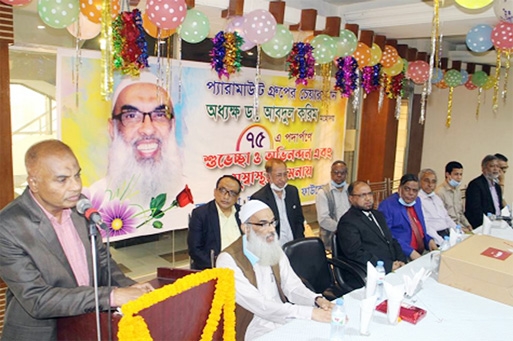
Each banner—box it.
[57,49,347,241]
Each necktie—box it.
[406,207,425,254]
[367,212,385,236]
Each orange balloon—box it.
[353,42,371,70]
[435,79,448,89]
[142,12,176,39]
[80,0,120,24]
[303,34,314,44]
[380,45,399,68]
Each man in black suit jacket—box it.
[188,175,243,270]
[337,181,406,274]
[465,154,504,228]
[251,158,305,246]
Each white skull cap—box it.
[111,71,160,110]
[240,200,270,223]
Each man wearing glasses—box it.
[90,72,183,206]
[216,200,332,341]
[188,175,243,270]
[315,160,350,251]
[378,174,437,260]
[337,181,405,274]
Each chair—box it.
[330,234,367,290]
[282,237,354,300]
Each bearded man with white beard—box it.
[216,200,332,341]
[90,72,183,206]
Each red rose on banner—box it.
[176,185,194,207]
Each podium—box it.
[57,268,224,340]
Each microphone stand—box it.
[88,220,102,341]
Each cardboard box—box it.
[438,234,513,306]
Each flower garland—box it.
[286,42,315,85]
[112,9,149,76]
[118,268,236,341]
[334,56,358,98]
[210,31,243,80]
[361,64,381,94]
[384,72,406,99]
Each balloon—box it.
[66,12,101,39]
[335,29,358,57]
[0,0,32,5]
[455,0,493,10]
[382,57,404,77]
[491,22,513,49]
[225,16,255,51]
[369,43,382,66]
[380,45,399,68]
[242,9,277,45]
[444,69,462,87]
[146,0,187,30]
[261,24,293,58]
[303,34,315,43]
[460,70,469,84]
[471,70,489,87]
[142,12,175,38]
[431,68,444,84]
[406,60,430,84]
[311,34,336,64]
[436,79,448,89]
[352,42,371,69]
[79,0,118,23]
[466,24,493,52]
[38,0,80,29]
[178,9,210,44]
[465,75,478,90]
[483,75,496,90]
[494,0,513,23]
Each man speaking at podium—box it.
[0,140,153,341]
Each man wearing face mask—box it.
[315,160,350,251]
[465,155,504,229]
[436,161,472,232]
[378,174,437,260]
[251,158,305,246]
[418,169,456,246]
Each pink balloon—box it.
[66,13,101,40]
[407,60,430,84]
[242,9,277,45]
[465,75,478,90]
[146,0,187,30]
[491,22,513,49]
[226,16,256,51]
[0,0,32,5]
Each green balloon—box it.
[311,34,336,64]
[335,29,358,57]
[444,69,462,87]
[262,24,293,58]
[38,0,79,29]
[471,70,489,87]
[178,9,210,44]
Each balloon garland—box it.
[209,31,243,80]
[286,42,315,85]
[112,9,149,76]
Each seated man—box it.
[188,175,242,270]
[216,200,332,341]
[337,181,406,274]
[465,155,504,228]
[495,153,509,206]
[378,174,437,260]
[418,168,456,245]
[435,161,472,232]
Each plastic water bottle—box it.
[375,260,386,301]
[455,225,463,244]
[440,235,450,251]
[330,298,346,341]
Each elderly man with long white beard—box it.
[216,200,332,341]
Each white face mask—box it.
[421,189,435,197]
[332,180,346,189]
[271,183,287,192]
[448,178,460,188]
[399,197,416,207]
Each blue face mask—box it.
[399,197,416,207]
[332,180,346,189]
[448,179,460,187]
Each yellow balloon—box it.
[381,58,404,77]
[369,43,382,66]
[483,75,496,90]
[455,0,493,10]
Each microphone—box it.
[76,198,108,231]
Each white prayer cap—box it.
[111,71,160,109]
[240,200,270,223]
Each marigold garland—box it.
[286,42,315,85]
[334,56,358,98]
[210,31,243,80]
[118,268,236,341]
[112,9,149,76]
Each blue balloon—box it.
[460,70,469,85]
[431,68,443,84]
[466,24,493,52]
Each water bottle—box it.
[439,235,450,251]
[455,225,463,244]
[330,298,346,341]
[375,260,386,301]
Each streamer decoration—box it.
[504,49,511,100]
[209,31,243,80]
[361,64,381,94]
[428,0,440,95]
[100,0,113,100]
[446,86,454,127]
[286,42,315,85]
[493,49,502,113]
[321,63,332,115]
[334,56,358,98]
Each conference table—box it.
[256,226,513,341]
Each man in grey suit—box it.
[0,140,153,341]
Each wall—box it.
[422,73,513,205]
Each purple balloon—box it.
[226,16,256,51]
